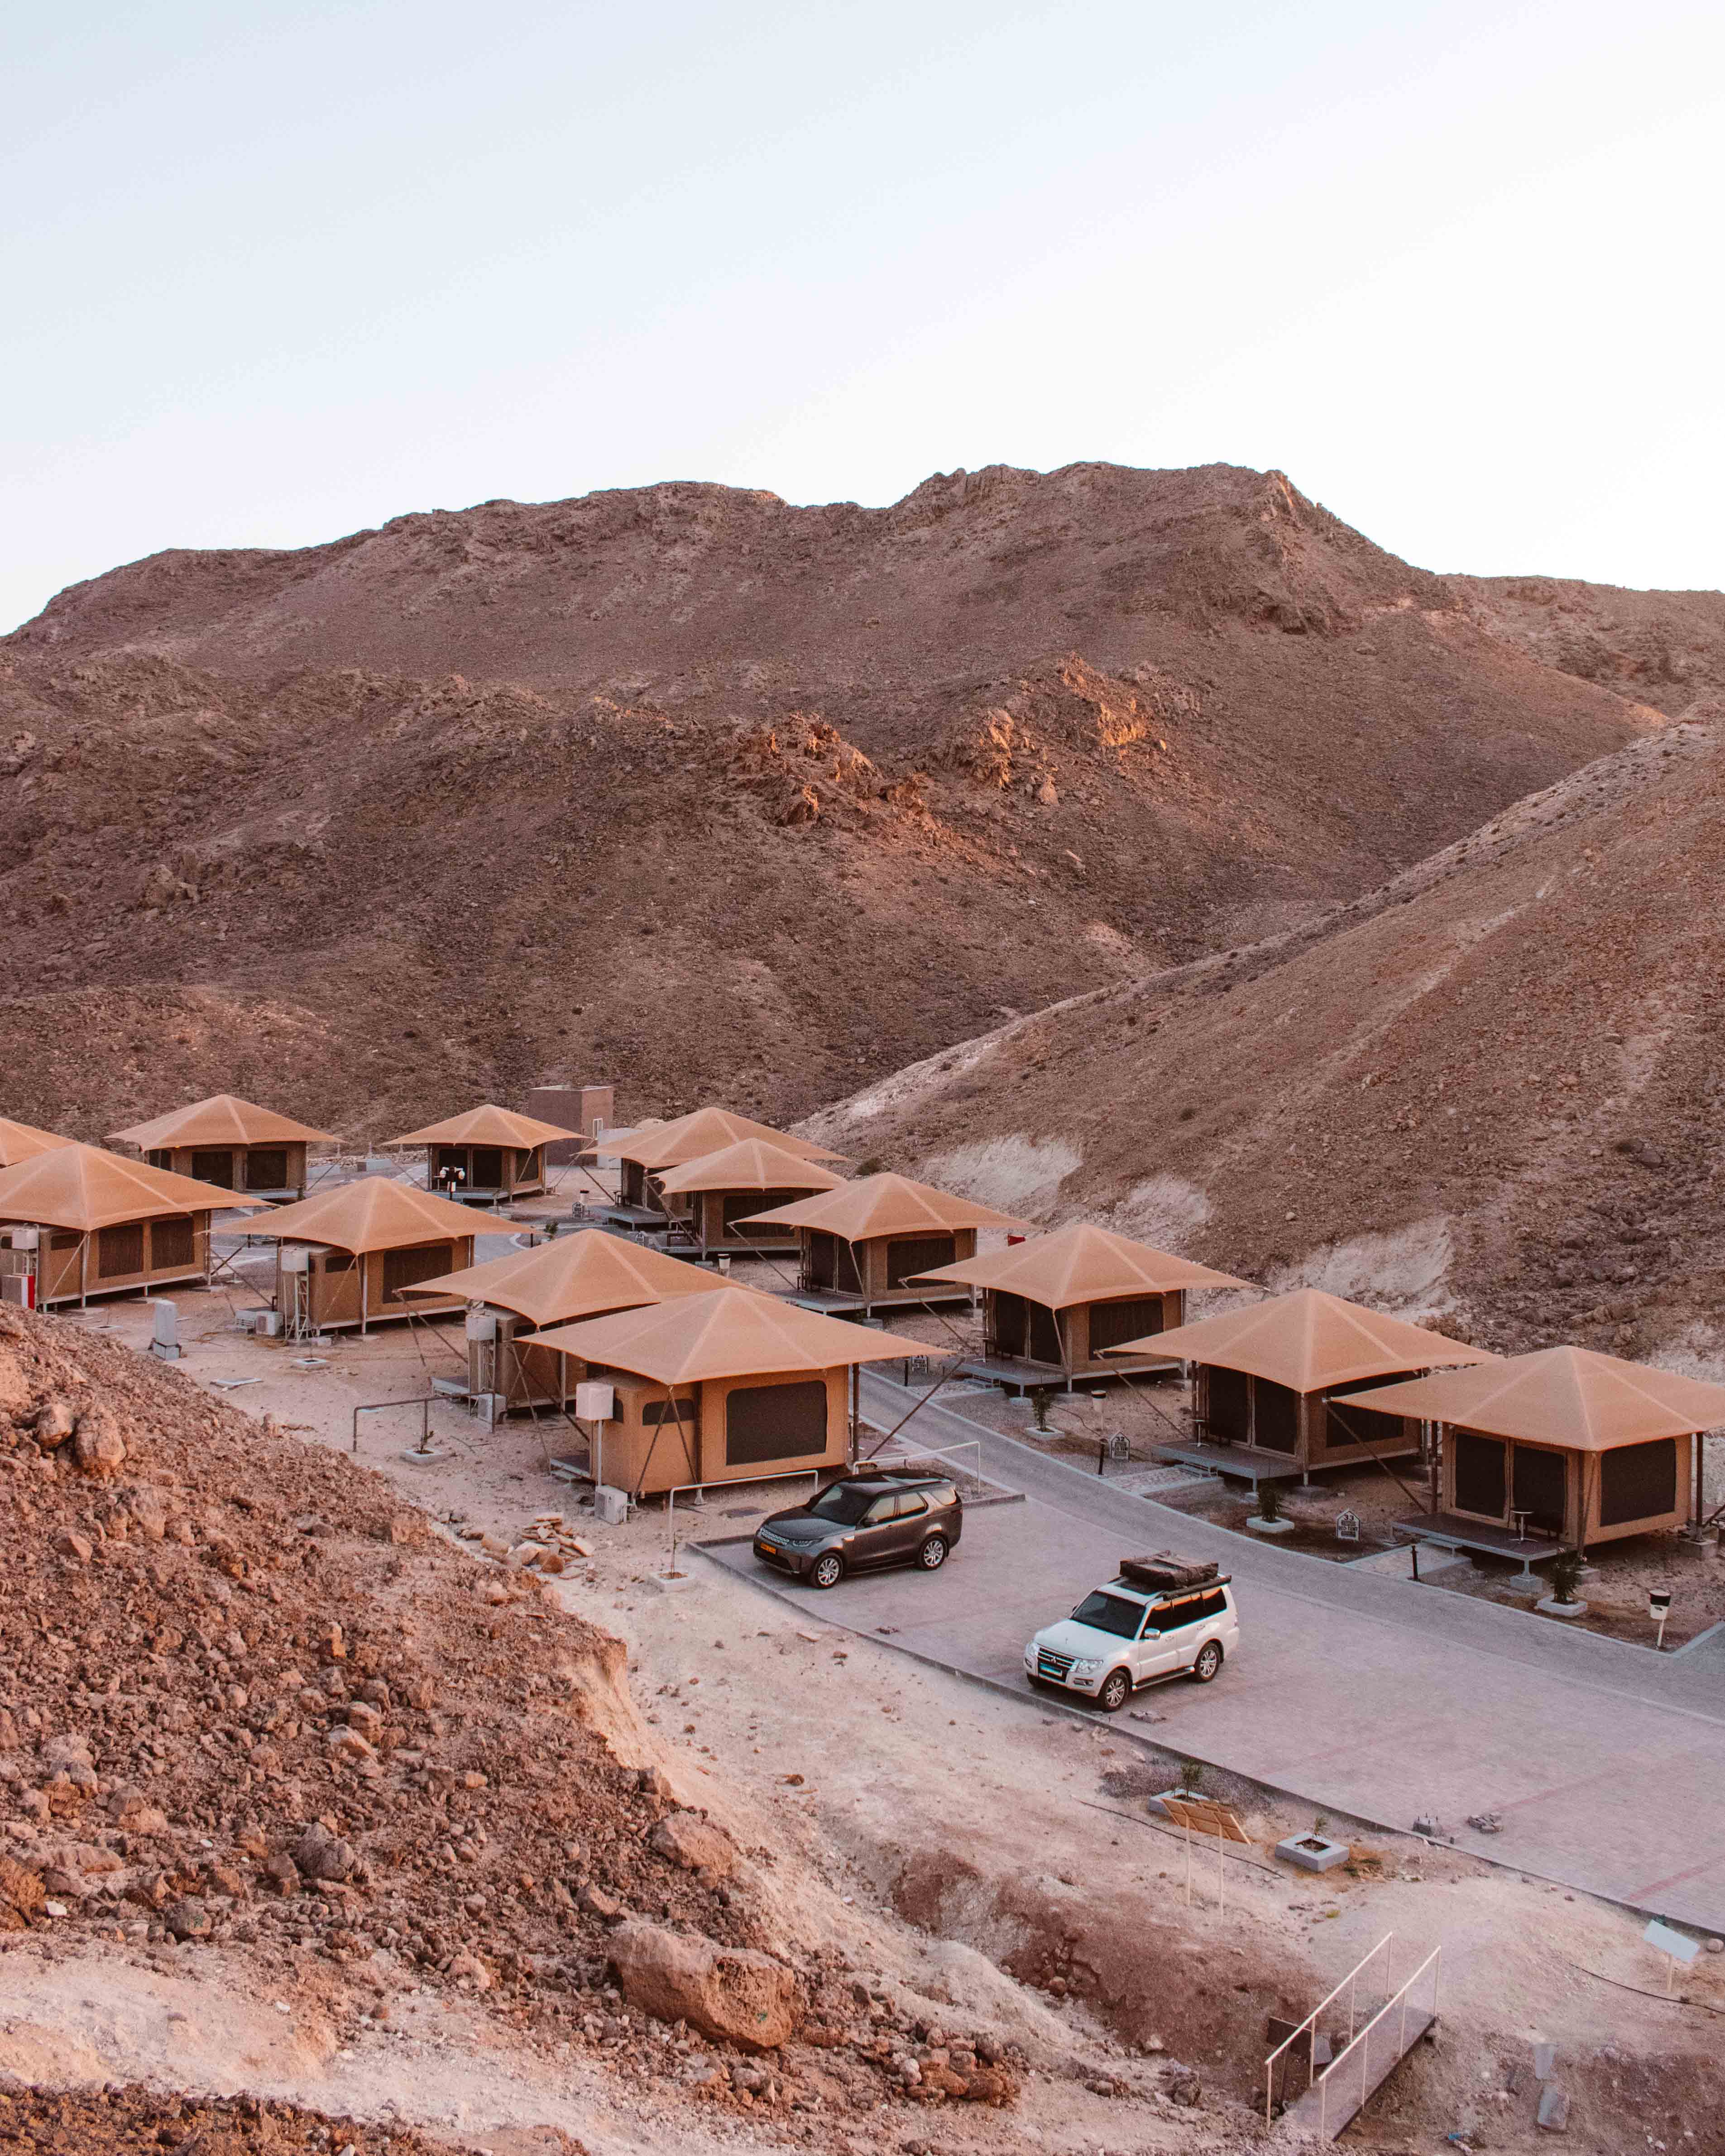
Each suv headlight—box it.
[1069,1657,1102,1679]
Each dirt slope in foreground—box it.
[0,461,1655,1140]
[803,716,1725,1357]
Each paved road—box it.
[704,1371,1725,1936]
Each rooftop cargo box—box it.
[1119,1552,1220,1592]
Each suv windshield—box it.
[1070,1590,1145,1639]
[805,1482,882,1525]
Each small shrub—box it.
[1030,1386,1055,1432]
[1178,1758,1203,1796]
[1548,1549,1585,1606]
[1256,1479,1283,1523]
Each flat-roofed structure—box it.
[912,1222,1253,1390]
[388,1104,579,1204]
[1116,1287,1495,1486]
[0,1143,267,1308]
[652,1139,846,1259]
[532,1286,927,1499]
[108,1094,332,1201]
[594,1109,848,1230]
[1354,1347,1725,1568]
[0,1117,76,1170]
[243,1178,503,1334]
[747,1173,1029,1317]
[398,1230,724,1413]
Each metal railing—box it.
[1264,1933,1440,2129]
[350,1396,440,1456]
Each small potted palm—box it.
[1537,1548,1588,1618]
[1247,1478,1295,1535]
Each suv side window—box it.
[1153,1594,1203,1633]
[862,1495,897,1525]
[1197,1588,1228,1621]
[895,1492,930,1519]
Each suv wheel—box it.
[1191,1641,1223,1683]
[918,1534,949,1571]
[810,1552,846,1591]
[1096,1667,1131,1713]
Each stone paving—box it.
[701,1370,1725,1937]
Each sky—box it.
[4,0,1723,630]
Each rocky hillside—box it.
[0,463,1660,1140]
[804,715,1725,1361]
[1456,574,1725,718]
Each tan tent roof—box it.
[599,1107,849,1170]
[912,1221,1251,1305]
[388,1103,580,1149]
[747,1172,1029,1241]
[0,1143,270,1232]
[395,1229,726,1327]
[0,1117,76,1170]
[1108,1286,1494,1391]
[1339,1347,1725,1451]
[533,1286,930,1385]
[240,1177,501,1255]
[654,1139,847,1198]
[108,1093,335,1149]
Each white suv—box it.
[1024,1555,1238,1712]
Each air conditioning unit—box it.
[575,1380,615,1422]
[592,1485,628,1525]
[8,1228,38,1252]
[280,1245,311,1273]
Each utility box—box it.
[593,1485,628,1525]
[527,1084,615,1166]
[150,1301,182,1361]
[575,1380,616,1422]
[465,1305,498,1341]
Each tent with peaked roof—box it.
[242,1177,510,1333]
[594,1108,849,1221]
[387,1103,580,1203]
[0,1117,75,1171]
[652,1139,846,1257]
[531,1286,929,1497]
[392,1228,727,1413]
[1348,1347,1725,1554]
[911,1221,1253,1386]
[108,1093,334,1200]
[1110,1286,1494,1482]
[0,1143,268,1307]
[745,1173,1029,1316]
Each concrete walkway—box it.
[706,1370,1725,1937]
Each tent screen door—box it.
[726,1380,827,1465]
[1453,1430,1507,1517]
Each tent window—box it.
[1512,1444,1567,1538]
[51,1232,81,1252]
[323,1252,356,1273]
[150,1216,196,1270]
[725,1379,827,1465]
[1252,1378,1300,1453]
[245,1148,289,1190]
[723,1192,795,1236]
[642,1396,698,1427]
[383,1242,455,1300]
[1327,1400,1406,1449]
[1453,1430,1506,1517]
[886,1234,956,1289]
[470,1147,504,1188]
[621,1160,647,1207]
[1205,1364,1251,1443]
[1087,1296,1165,1355]
[146,1150,172,1171]
[98,1223,145,1278]
[806,1232,862,1293]
[1599,1437,1678,1525]
[192,1149,235,1188]
[992,1291,1026,1357]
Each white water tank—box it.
[575,1380,615,1422]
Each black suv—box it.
[752,1468,962,1589]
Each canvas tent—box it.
[0,1143,267,1307]
[912,1222,1252,1389]
[747,1173,1029,1317]
[532,1286,927,1498]
[388,1104,579,1204]
[243,1178,503,1333]
[652,1139,846,1258]
[1353,1347,1725,1560]
[1116,1287,1494,1484]
[0,1117,75,1170]
[595,1108,848,1226]
[396,1229,724,1412]
[108,1094,333,1201]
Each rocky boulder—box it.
[649,1810,737,1880]
[72,1406,126,1478]
[609,1919,798,2052]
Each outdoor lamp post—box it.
[1649,1587,1672,1649]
